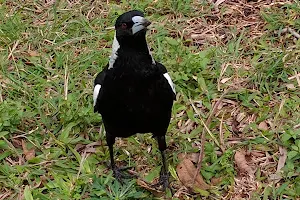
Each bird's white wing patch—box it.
[163,73,175,94]
[109,33,120,69]
[93,84,101,106]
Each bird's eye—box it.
[121,23,127,29]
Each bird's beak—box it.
[132,16,151,34]
[142,19,151,27]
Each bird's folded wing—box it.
[93,66,108,111]
[156,62,176,97]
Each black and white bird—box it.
[93,10,175,189]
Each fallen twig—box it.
[288,27,300,39]
[276,27,300,39]
[190,89,230,185]
[294,70,300,87]
[7,40,19,60]
[288,72,300,80]
[64,56,69,101]
[0,88,3,103]
[219,112,225,153]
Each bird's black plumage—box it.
[93,10,175,189]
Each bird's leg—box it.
[108,142,117,172]
[106,134,135,182]
[107,135,123,181]
[152,135,170,190]
[159,150,169,190]
[108,143,124,181]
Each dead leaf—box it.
[294,123,300,129]
[178,153,185,160]
[222,99,238,105]
[232,117,240,134]
[136,179,164,197]
[277,146,287,172]
[258,121,269,131]
[86,141,102,148]
[176,111,185,118]
[85,147,96,153]
[21,140,35,161]
[220,77,231,84]
[269,174,282,182]
[178,153,199,163]
[250,151,265,157]
[211,177,222,185]
[75,143,85,151]
[177,120,183,128]
[233,175,257,199]
[173,186,189,199]
[286,83,296,90]
[236,112,246,122]
[28,50,40,57]
[12,138,22,148]
[234,150,255,175]
[0,191,11,200]
[176,158,210,191]
[214,0,226,7]
[217,101,224,110]
[269,145,288,183]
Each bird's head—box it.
[108,10,154,68]
[114,10,151,39]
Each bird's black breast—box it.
[95,54,174,137]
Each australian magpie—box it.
[93,10,175,189]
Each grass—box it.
[0,0,300,199]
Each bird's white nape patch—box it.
[109,33,120,69]
[93,84,101,106]
[131,16,147,35]
[163,73,175,94]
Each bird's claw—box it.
[118,166,134,172]
[112,166,137,183]
[151,172,169,191]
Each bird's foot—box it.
[112,166,137,183]
[151,172,169,191]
